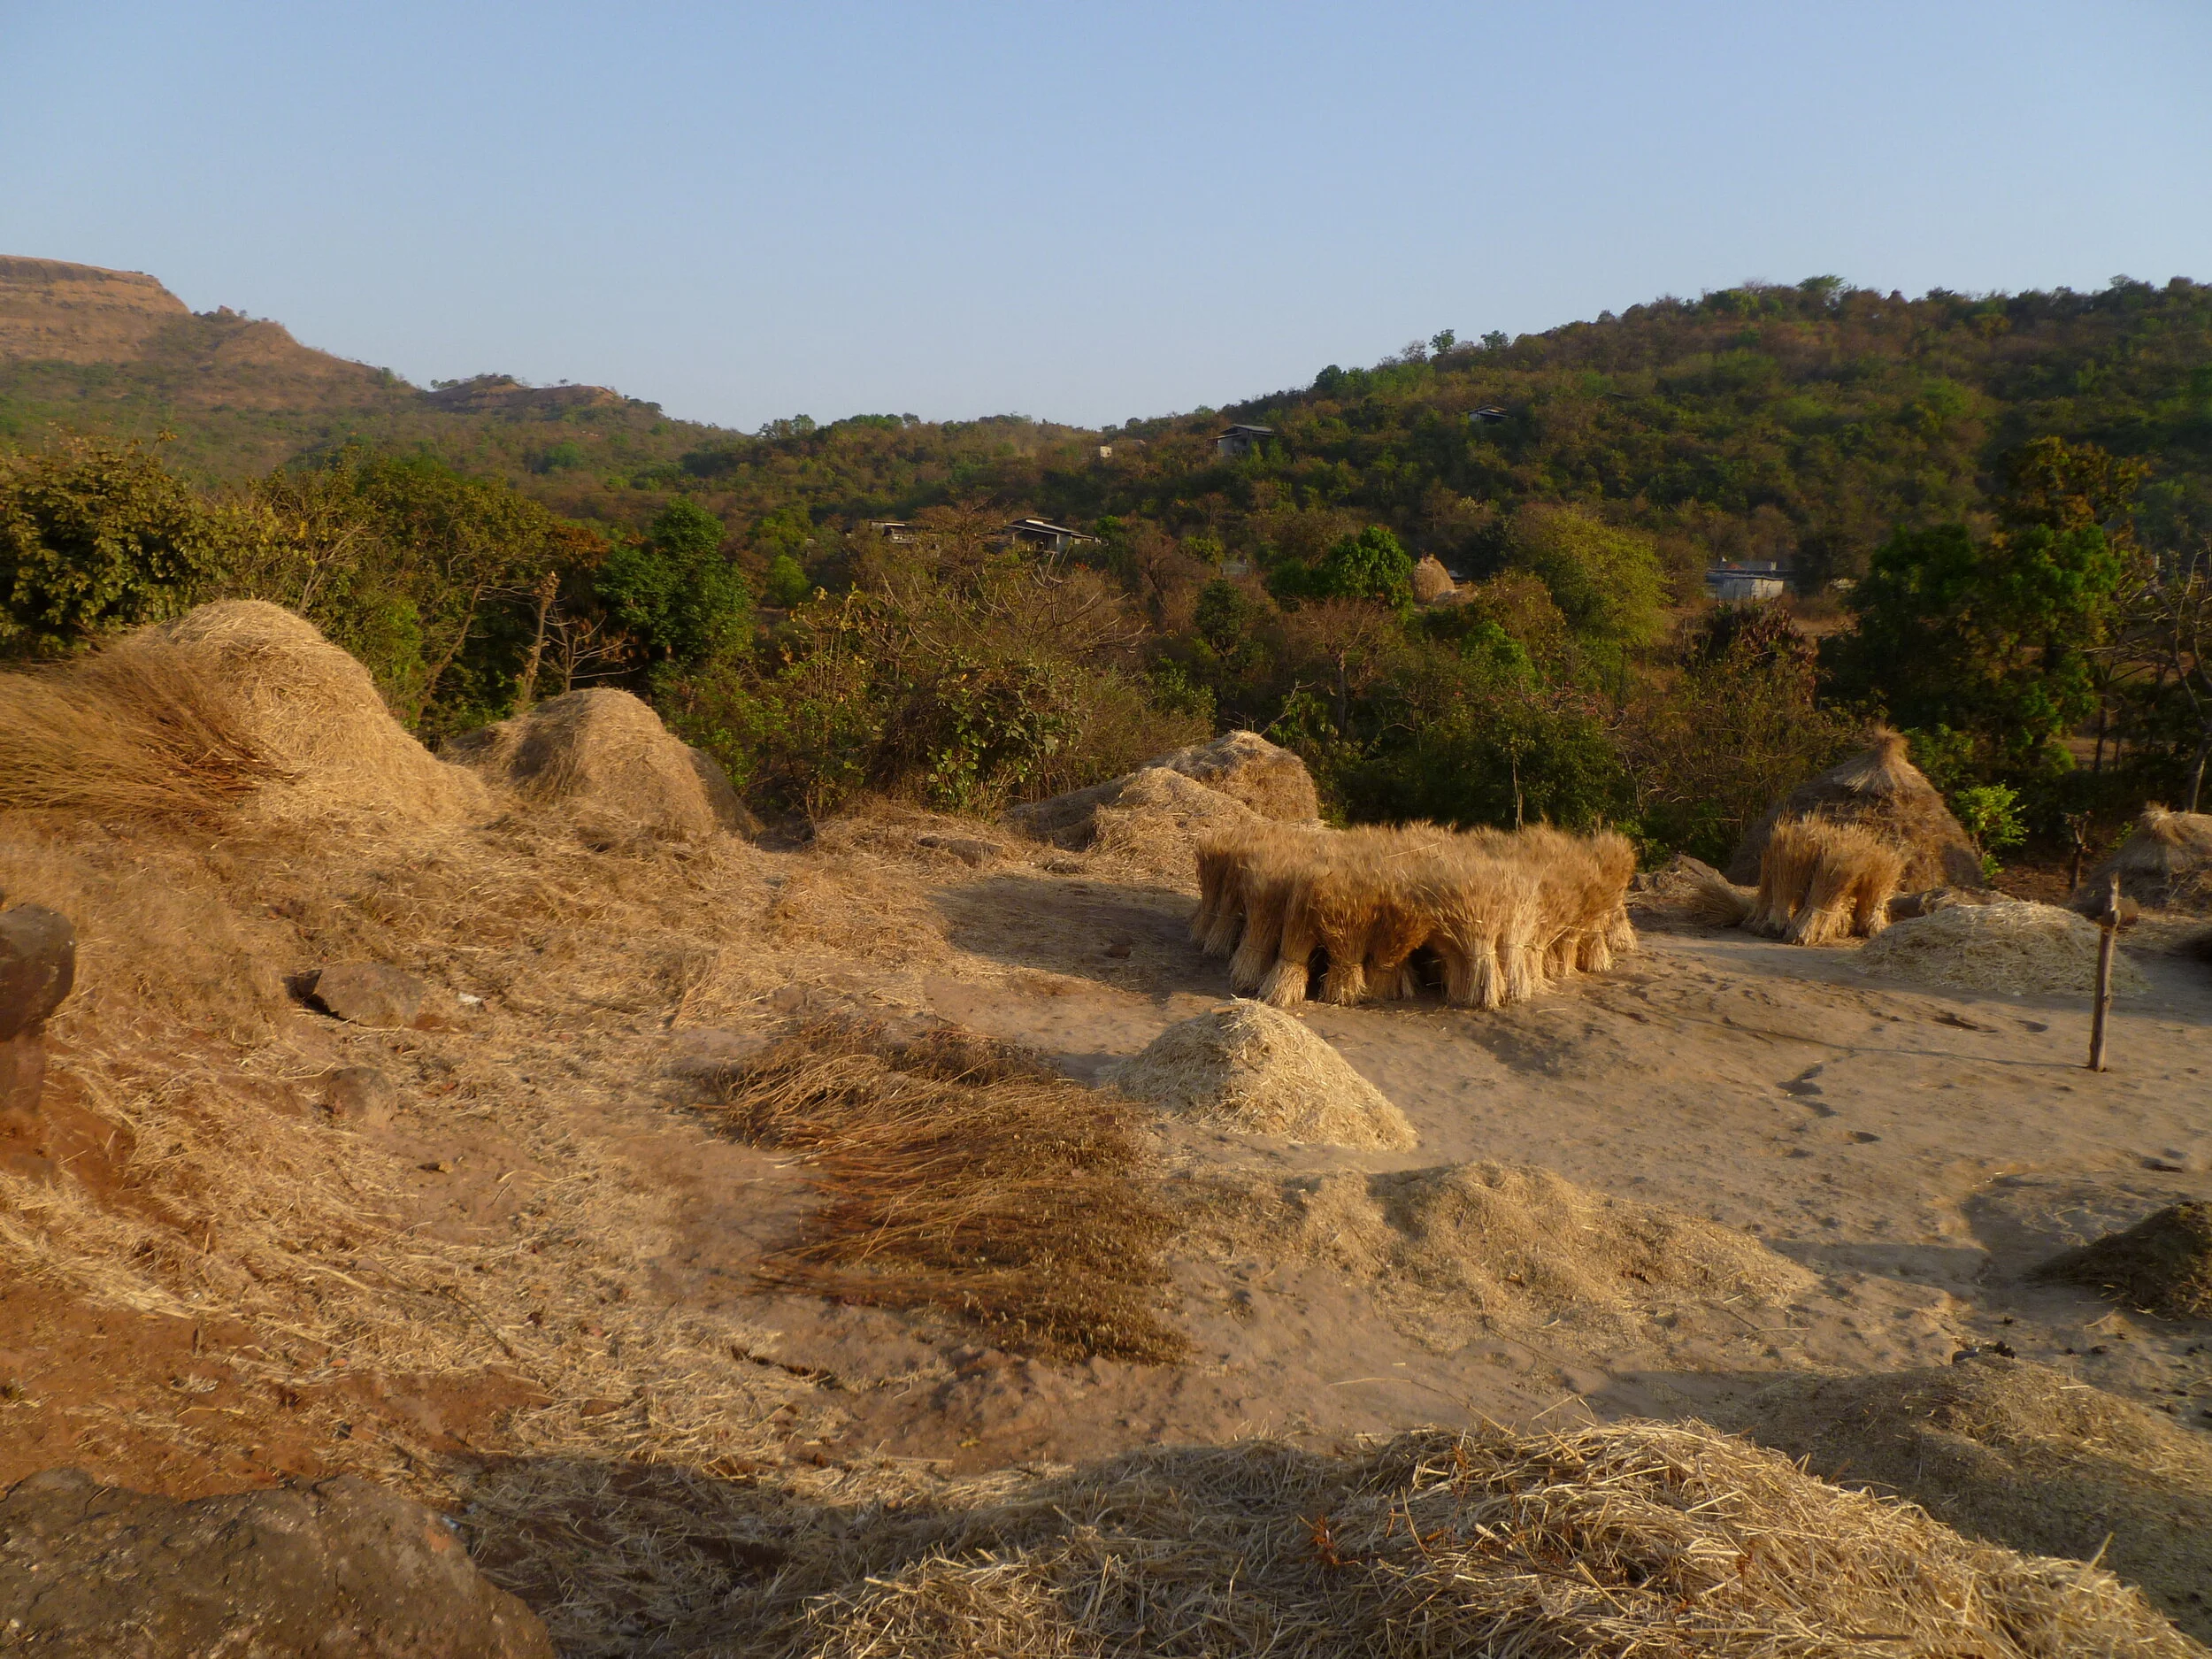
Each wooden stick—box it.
[2088,872,2119,1072]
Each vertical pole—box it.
[2088,873,2119,1073]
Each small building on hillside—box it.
[1214,424,1274,458]
[1467,406,1509,426]
[1705,561,1792,603]
[869,521,916,543]
[1003,517,1096,554]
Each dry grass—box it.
[1724,1355,2212,1642]
[1196,822,1635,1012]
[763,1420,2198,1657]
[444,687,756,841]
[0,636,285,823]
[1727,729,1985,892]
[1746,816,1904,946]
[2032,1201,2212,1321]
[1010,730,1317,856]
[1106,1000,1417,1150]
[1183,1160,1811,1351]
[1857,901,2150,996]
[695,1018,1187,1363]
[2079,806,2212,915]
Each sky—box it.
[4,2,2209,432]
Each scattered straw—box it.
[1857,901,2148,996]
[1106,1000,1417,1150]
[2032,1201,2212,1321]
[696,1019,1187,1363]
[1726,1355,2212,1642]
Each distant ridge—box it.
[0,256,189,364]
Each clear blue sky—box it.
[4,2,2208,432]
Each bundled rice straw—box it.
[1746,816,1905,946]
[695,1018,1187,1362]
[1105,1001,1417,1149]
[1858,901,2149,996]
[1728,728,1985,891]
[1194,821,1635,1012]
[767,1420,2199,1657]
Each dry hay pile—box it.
[694,1018,1187,1362]
[2078,806,2212,915]
[1629,854,1754,928]
[1727,729,1984,891]
[1724,1355,2212,1642]
[1410,553,1457,603]
[2032,1201,2212,1320]
[444,687,756,841]
[151,601,491,830]
[1105,1000,1417,1150]
[1185,1160,1809,1348]
[1010,732,1318,882]
[763,1421,2196,1657]
[1743,816,1904,946]
[1194,820,1635,1011]
[1857,900,2149,996]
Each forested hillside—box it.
[5,259,2210,871]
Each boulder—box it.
[0,904,74,1126]
[322,1065,399,1129]
[0,1467,553,1658]
[307,964,428,1030]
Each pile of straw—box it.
[770,1420,2197,1657]
[1728,729,1984,891]
[149,601,492,830]
[695,1018,1187,1362]
[1194,821,1635,1011]
[1857,900,2148,996]
[1106,1000,1417,1149]
[2078,806,2212,915]
[2033,1201,2212,1321]
[445,687,757,841]
[1010,730,1318,850]
[1186,1160,1809,1345]
[1410,553,1457,603]
[1745,816,1904,946]
[1726,1355,2212,1642]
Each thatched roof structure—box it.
[1726,730,1984,890]
[2075,806,2212,914]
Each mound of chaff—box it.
[2032,1200,2212,1321]
[695,1018,1187,1362]
[1193,821,1634,1010]
[1726,1354,2212,1642]
[769,1420,2198,1658]
[1106,1001,1417,1149]
[1858,900,2148,996]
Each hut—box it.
[1726,730,1983,891]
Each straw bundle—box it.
[1726,1355,2212,1642]
[445,687,757,841]
[1746,816,1905,946]
[1728,729,1984,891]
[2077,806,2212,915]
[695,1018,1187,1362]
[1105,1001,1417,1149]
[1858,900,2149,996]
[1194,821,1635,1012]
[775,1420,2199,1658]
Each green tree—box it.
[0,438,231,654]
[1270,525,1414,608]
[595,498,750,667]
[762,552,812,608]
[1501,505,1666,649]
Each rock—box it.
[307,964,427,1030]
[323,1065,399,1130]
[0,904,74,1042]
[0,1466,554,1657]
[668,1028,770,1079]
[0,1033,45,1131]
[915,833,1004,867]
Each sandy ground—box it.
[3,825,2208,1648]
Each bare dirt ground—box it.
[2,816,2208,1650]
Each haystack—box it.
[1010,730,1318,848]
[1088,764,1271,887]
[445,688,756,841]
[2032,1201,2212,1321]
[1726,729,1984,890]
[1745,815,1903,945]
[2078,806,2212,914]
[1857,900,2148,996]
[1630,853,1755,928]
[1410,553,1457,603]
[1724,1355,2212,1642]
[773,1420,2198,1658]
[1196,820,1634,1012]
[1105,1001,1416,1150]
